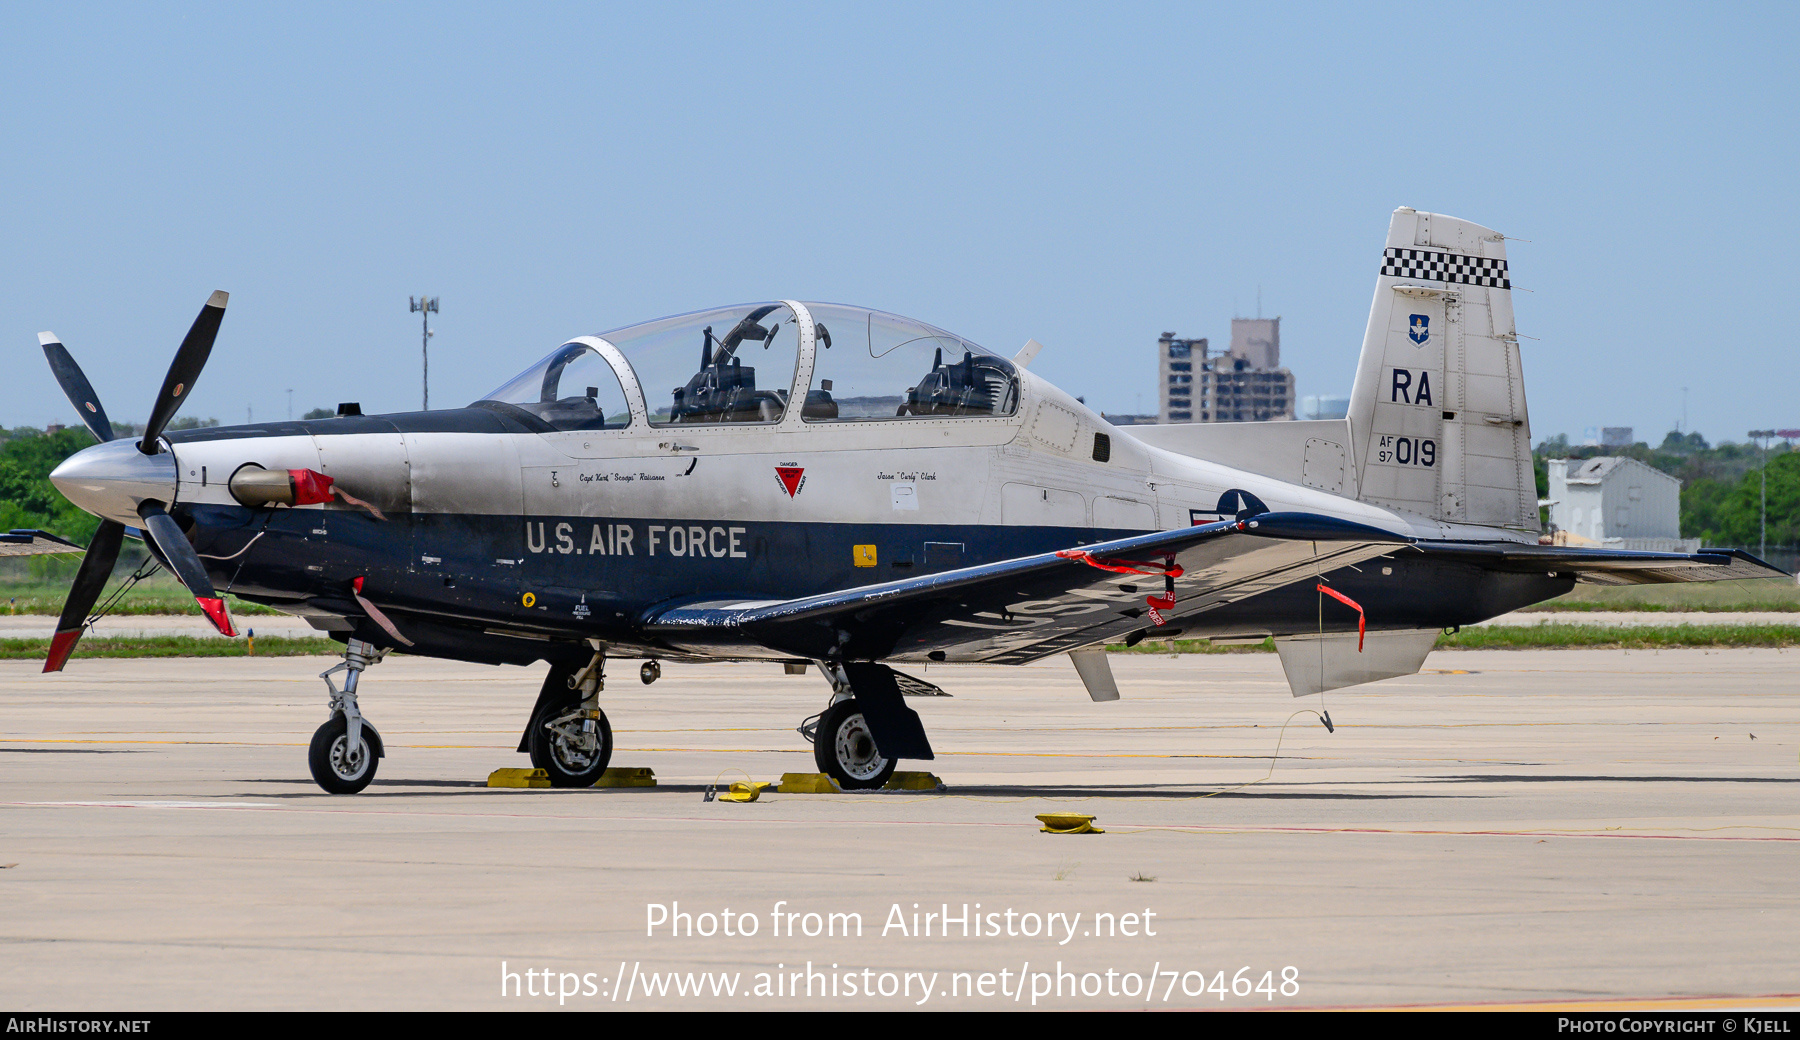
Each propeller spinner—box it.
[39,291,235,672]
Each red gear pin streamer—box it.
[1316,583,1366,651]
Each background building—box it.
[1302,394,1349,420]
[1156,333,1204,422]
[1581,426,1635,447]
[1156,318,1296,424]
[1546,456,1698,552]
[1228,317,1279,370]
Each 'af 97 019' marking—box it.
[1375,435,1435,467]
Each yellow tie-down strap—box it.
[1037,812,1104,835]
[717,781,774,802]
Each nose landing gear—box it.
[309,638,387,794]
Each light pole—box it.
[1750,429,1775,558]
[410,296,439,410]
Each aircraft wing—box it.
[1415,542,1787,585]
[642,512,1411,664]
[0,529,86,557]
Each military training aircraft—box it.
[28,208,1782,794]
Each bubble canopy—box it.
[477,303,1018,430]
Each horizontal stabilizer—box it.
[1417,542,1786,585]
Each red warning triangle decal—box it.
[775,466,805,498]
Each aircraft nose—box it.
[49,438,179,526]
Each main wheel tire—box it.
[308,712,379,794]
[528,694,614,788]
[813,699,896,791]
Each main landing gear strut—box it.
[519,644,615,788]
[308,637,388,794]
[803,662,935,791]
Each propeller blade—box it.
[140,290,228,455]
[137,501,234,636]
[44,520,125,673]
[39,333,116,443]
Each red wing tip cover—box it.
[196,596,236,637]
[44,629,82,673]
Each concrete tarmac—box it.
[1,649,1797,1010]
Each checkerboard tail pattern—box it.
[1379,247,1511,289]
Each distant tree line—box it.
[0,419,220,578]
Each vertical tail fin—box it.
[1345,208,1536,532]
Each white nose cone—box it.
[49,439,179,526]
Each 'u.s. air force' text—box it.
[525,522,749,558]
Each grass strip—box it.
[0,596,286,617]
[1522,602,1800,613]
[1440,623,1800,649]
[1107,624,1800,654]
[0,635,337,660]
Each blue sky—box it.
[3,3,1794,443]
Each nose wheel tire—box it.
[528,696,614,788]
[308,712,379,794]
[813,699,895,791]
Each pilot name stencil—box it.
[576,472,668,484]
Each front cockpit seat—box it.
[672,357,787,423]
[531,385,615,430]
[802,377,839,419]
[669,312,793,423]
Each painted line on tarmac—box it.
[1113,822,1800,842]
[8,800,1800,842]
[30,800,280,809]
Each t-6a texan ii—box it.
[30,208,1779,794]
